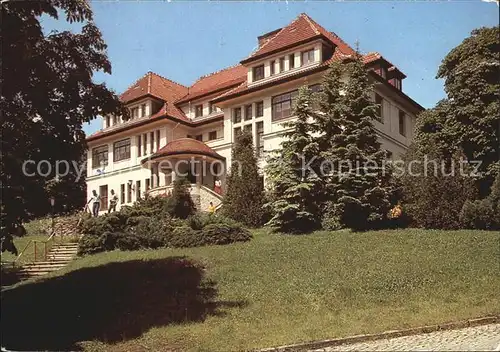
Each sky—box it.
[40,1,499,136]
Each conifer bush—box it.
[222,131,266,227]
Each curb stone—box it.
[257,315,500,352]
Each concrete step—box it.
[49,249,77,252]
[23,260,70,266]
[47,254,75,258]
[22,265,67,271]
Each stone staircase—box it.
[18,242,79,279]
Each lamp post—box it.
[50,197,55,235]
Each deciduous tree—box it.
[1,0,126,253]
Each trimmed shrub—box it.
[201,223,252,245]
[169,226,204,248]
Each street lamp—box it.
[50,197,55,235]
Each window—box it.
[256,101,264,117]
[375,94,384,121]
[289,54,295,69]
[272,90,298,121]
[141,104,146,117]
[310,84,322,110]
[399,110,406,136]
[244,104,253,121]
[156,130,160,151]
[137,135,142,157]
[195,104,203,117]
[253,65,264,81]
[244,124,252,135]
[113,139,131,162]
[234,127,242,139]
[136,180,141,201]
[233,107,242,123]
[279,57,285,72]
[302,49,315,66]
[143,133,147,155]
[256,121,264,157]
[208,131,217,141]
[120,184,125,204]
[126,183,132,203]
[99,185,108,211]
[379,67,387,79]
[209,103,218,114]
[393,78,401,90]
[92,145,108,168]
[270,60,275,75]
[150,132,154,153]
[105,116,111,128]
[130,107,139,119]
[145,178,150,192]
[112,116,117,126]
[194,134,203,141]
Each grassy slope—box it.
[2,229,499,351]
[0,218,52,263]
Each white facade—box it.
[86,17,422,214]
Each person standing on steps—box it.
[208,201,216,214]
[214,177,222,195]
[108,189,118,213]
[86,190,100,217]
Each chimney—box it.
[257,28,282,48]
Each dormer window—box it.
[391,78,402,90]
[140,104,146,117]
[253,65,264,81]
[279,57,285,72]
[270,60,275,75]
[301,49,315,66]
[130,107,139,119]
[379,67,387,79]
[195,104,203,117]
[289,54,295,69]
[209,102,218,114]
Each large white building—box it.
[86,13,424,213]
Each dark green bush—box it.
[78,193,252,255]
[459,174,500,230]
[169,226,204,248]
[201,223,252,245]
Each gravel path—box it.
[311,324,500,351]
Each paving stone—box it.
[311,324,500,351]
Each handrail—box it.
[13,232,58,265]
[14,240,35,265]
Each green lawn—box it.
[0,218,52,263]
[2,228,499,351]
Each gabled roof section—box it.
[241,13,356,64]
[120,71,188,103]
[142,138,225,165]
[213,51,410,104]
[176,65,247,104]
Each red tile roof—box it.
[175,65,247,104]
[88,14,412,142]
[213,51,399,102]
[241,13,356,64]
[143,138,225,164]
[120,71,188,103]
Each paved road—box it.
[311,324,500,351]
